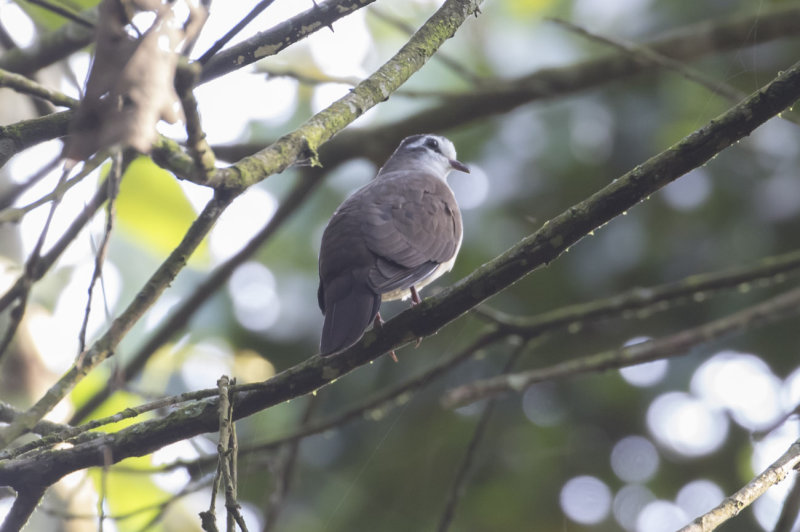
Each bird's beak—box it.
[449,159,470,173]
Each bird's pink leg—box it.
[409,287,424,348]
[373,312,399,363]
[410,286,421,305]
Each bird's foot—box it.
[410,286,421,305]
[373,313,399,363]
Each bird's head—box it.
[381,134,470,179]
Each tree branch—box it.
[2,51,800,490]
[475,247,800,335]
[199,0,377,83]
[0,67,79,108]
[442,284,800,408]
[214,4,800,167]
[70,171,321,424]
[677,439,800,532]
[0,486,46,532]
[207,0,483,189]
[0,188,239,447]
[0,11,96,76]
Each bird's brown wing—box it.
[316,172,461,354]
[360,173,462,293]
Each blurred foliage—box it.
[115,156,209,264]
[13,0,99,30]
[2,0,800,531]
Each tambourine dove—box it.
[317,134,469,355]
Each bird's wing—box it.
[360,173,462,293]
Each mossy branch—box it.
[677,439,800,532]
[211,0,484,189]
[443,284,800,408]
[3,50,800,491]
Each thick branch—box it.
[2,51,800,490]
[0,111,70,169]
[0,486,46,532]
[477,248,800,335]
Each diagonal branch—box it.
[3,49,800,490]
[677,439,800,532]
[199,0,378,82]
[0,67,79,107]
[442,284,800,408]
[207,0,483,189]
[69,172,321,424]
[0,0,484,456]
[0,188,239,448]
[214,4,800,168]
[0,485,47,532]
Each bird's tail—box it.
[320,284,381,355]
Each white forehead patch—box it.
[406,135,458,160]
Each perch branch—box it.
[2,2,800,502]
[677,439,800,532]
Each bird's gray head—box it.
[379,134,470,179]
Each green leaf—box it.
[13,0,100,31]
[89,461,170,532]
[116,156,209,264]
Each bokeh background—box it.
[1,0,800,531]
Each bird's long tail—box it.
[320,284,381,355]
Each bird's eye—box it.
[424,137,440,152]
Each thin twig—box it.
[197,0,277,64]
[199,464,221,532]
[443,284,800,408]
[474,247,800,335]
[78,151,121,352]
[201,0,378,82]
[215,376,248,532]
[773,475,800,532]
[369,7,483,86]
[70,172,321,424]
[97,446,112,532]
[0,153,61,212]
[0,66,79,107]
[437,340,530,532]
[261,395,318,532]
[24,0,95,28]
[548,17,800,128]
[0,189,239,448]
[0,165,70,362]
[678,439,800,532]
[547,17,743,102]
[0,165,112,315]
[174,63,215,178]
[36,474,213,526]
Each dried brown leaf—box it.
[64,0,183,161]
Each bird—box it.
[317,134,469,356]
